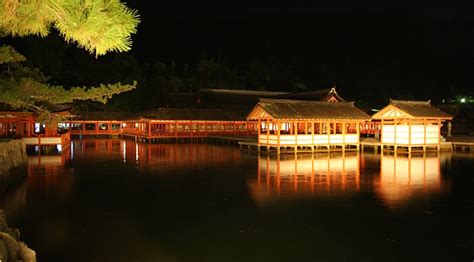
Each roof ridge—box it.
[389,99,431,105]
[259,98,354,106]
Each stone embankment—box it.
[0,140,36,261]
[0,140,28,193]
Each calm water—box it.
[1,139,474,261]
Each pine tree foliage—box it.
[0,45,137,120]
[0,0,140,56]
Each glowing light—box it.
[460,98,466,103]
[56,144,62,152]
[135,123,139,128]
[122,123,127,127]
[135,143,139,161]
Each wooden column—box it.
[190,121,193,138]
[294,121,298,153]
[381,119,384,153]
[356,121,360,145]
[423,118,427,152]
[277,121,281,154]
[326,121,330,146]
[408,119,412,153]
[342,121,346,147]
[277,121,281,146]
[437,118,441,151]
[394,119,397,151]
[266,119,270,150]
[257,119,261,147]
[311,122,315,146]
[174,121,177,138]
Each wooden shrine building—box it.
[247,99,371,153]
[0,110,70,149]
[69,111,137,136]
[121,108,256,141]
[371,99,452,152]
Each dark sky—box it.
[126,3,473,63]
[118,2,474,98]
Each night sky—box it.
[7,3,474,107]
[124,3,474,98]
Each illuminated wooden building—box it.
[0,110,70,149]
[372,99,452,152]
[0,111,35,138]
[247,99,371,152]
[121,108,256,141]
[69,111,135,136]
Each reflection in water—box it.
[376,153,448,209]
[250,152,449,209]
[70,139,243,173]
[1,148,74,223]
[249,153,361,205]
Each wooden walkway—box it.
[235,136,474,154]
[448,136,474,152]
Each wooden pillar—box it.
[437,118,441,151]
[174,121,177,138]
[294,121,298,153]
[423,118,427,152]
[277,121,281,155]
[311,122,315,148]
[394,119,397,152]
[266,119,270,150]
[257,119,261,148]
[148,122,151,137]
[326,121,330,150]
[342,121,346,149]
[381,119,384,153]
[356,121,360,150]
[408,119,412,154]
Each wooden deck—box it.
[235,135,474,154]
[448,136,474,152]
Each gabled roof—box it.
[372,99,452,120]
[274,86,345,102]
[247,99,371,121]
[140,108,249,121]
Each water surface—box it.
[1,139,473,261]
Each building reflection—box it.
[249,153,361,206]
[26,146,75,200]
[375,153,448,209]
[70,138,243,172]
[250,152,449,209]
[1,145,74,221]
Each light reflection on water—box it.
[250,152,452,209]
[1,138,473,261]
[249,153,361,205]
